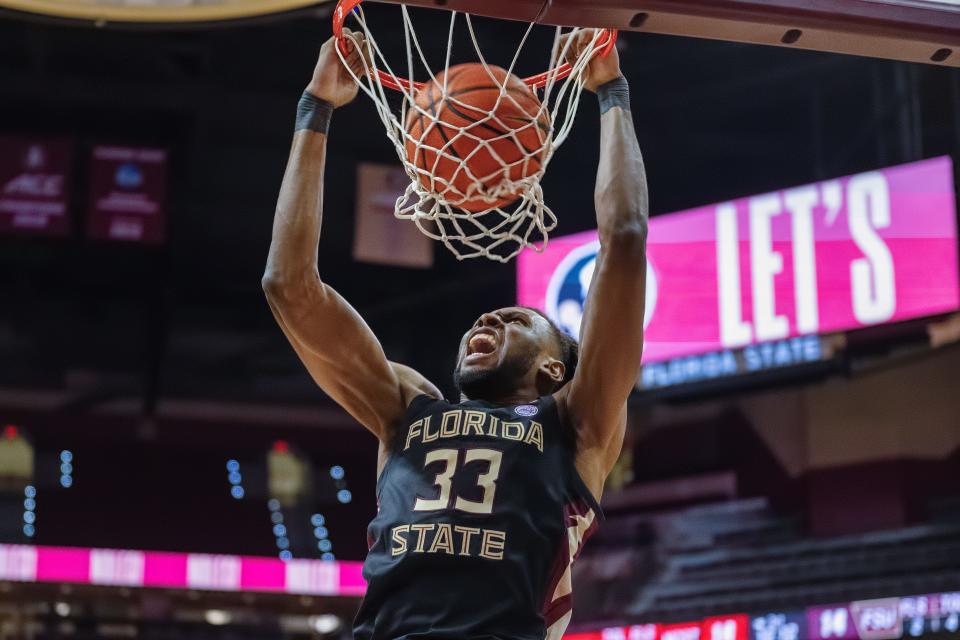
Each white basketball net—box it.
[336,5,606,262]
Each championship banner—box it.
[0,137,73,236]
[353,162,434,268]
[87,145,168,244]
[518,156,959,363]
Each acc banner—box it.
[518,156,959,363]
[87,145,168,244]
[0,137,73,236]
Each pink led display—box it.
[0,544,364,596]
[519,157,959,363]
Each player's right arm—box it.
[262,33,441,440]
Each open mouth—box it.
[466,331,498,362]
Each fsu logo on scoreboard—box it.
[543,239,657,340]
[850,598,903,640]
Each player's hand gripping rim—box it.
[560,28,623,93]
[306,28,370,108]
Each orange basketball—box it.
[404,63,551,213]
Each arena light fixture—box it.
[203,610,231,626]
[60,450,73,488]
[309,614,342,634]
[226,459,245,499]
[0,0,331,24]
[22,485,36,538]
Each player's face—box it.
[453,307,554,399]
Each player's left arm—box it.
[558,33,649,499]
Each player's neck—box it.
[459,384,542,406]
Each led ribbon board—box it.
[0,544,365,596]
[564,592,960,640]
[518,156,959,364]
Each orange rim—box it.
[333,0,617,92]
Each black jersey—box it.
[353,394,602,640]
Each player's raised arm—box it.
[560,33,649,495]
[262,32,441,440]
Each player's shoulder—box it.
[390,362,444,406]
[378,363,443,447]
[553,384,627,452]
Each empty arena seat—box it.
[571,498,960,625]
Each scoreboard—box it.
[565,592,960,640]
[519,156,959,377]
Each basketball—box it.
[404,63,551,213]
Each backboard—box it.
[382,0,960,67]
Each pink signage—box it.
[87,145,168,244]
[0,544,365,597]
[0,137,73,236]
[518,156,959,363]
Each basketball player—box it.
[263,29,648,639]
